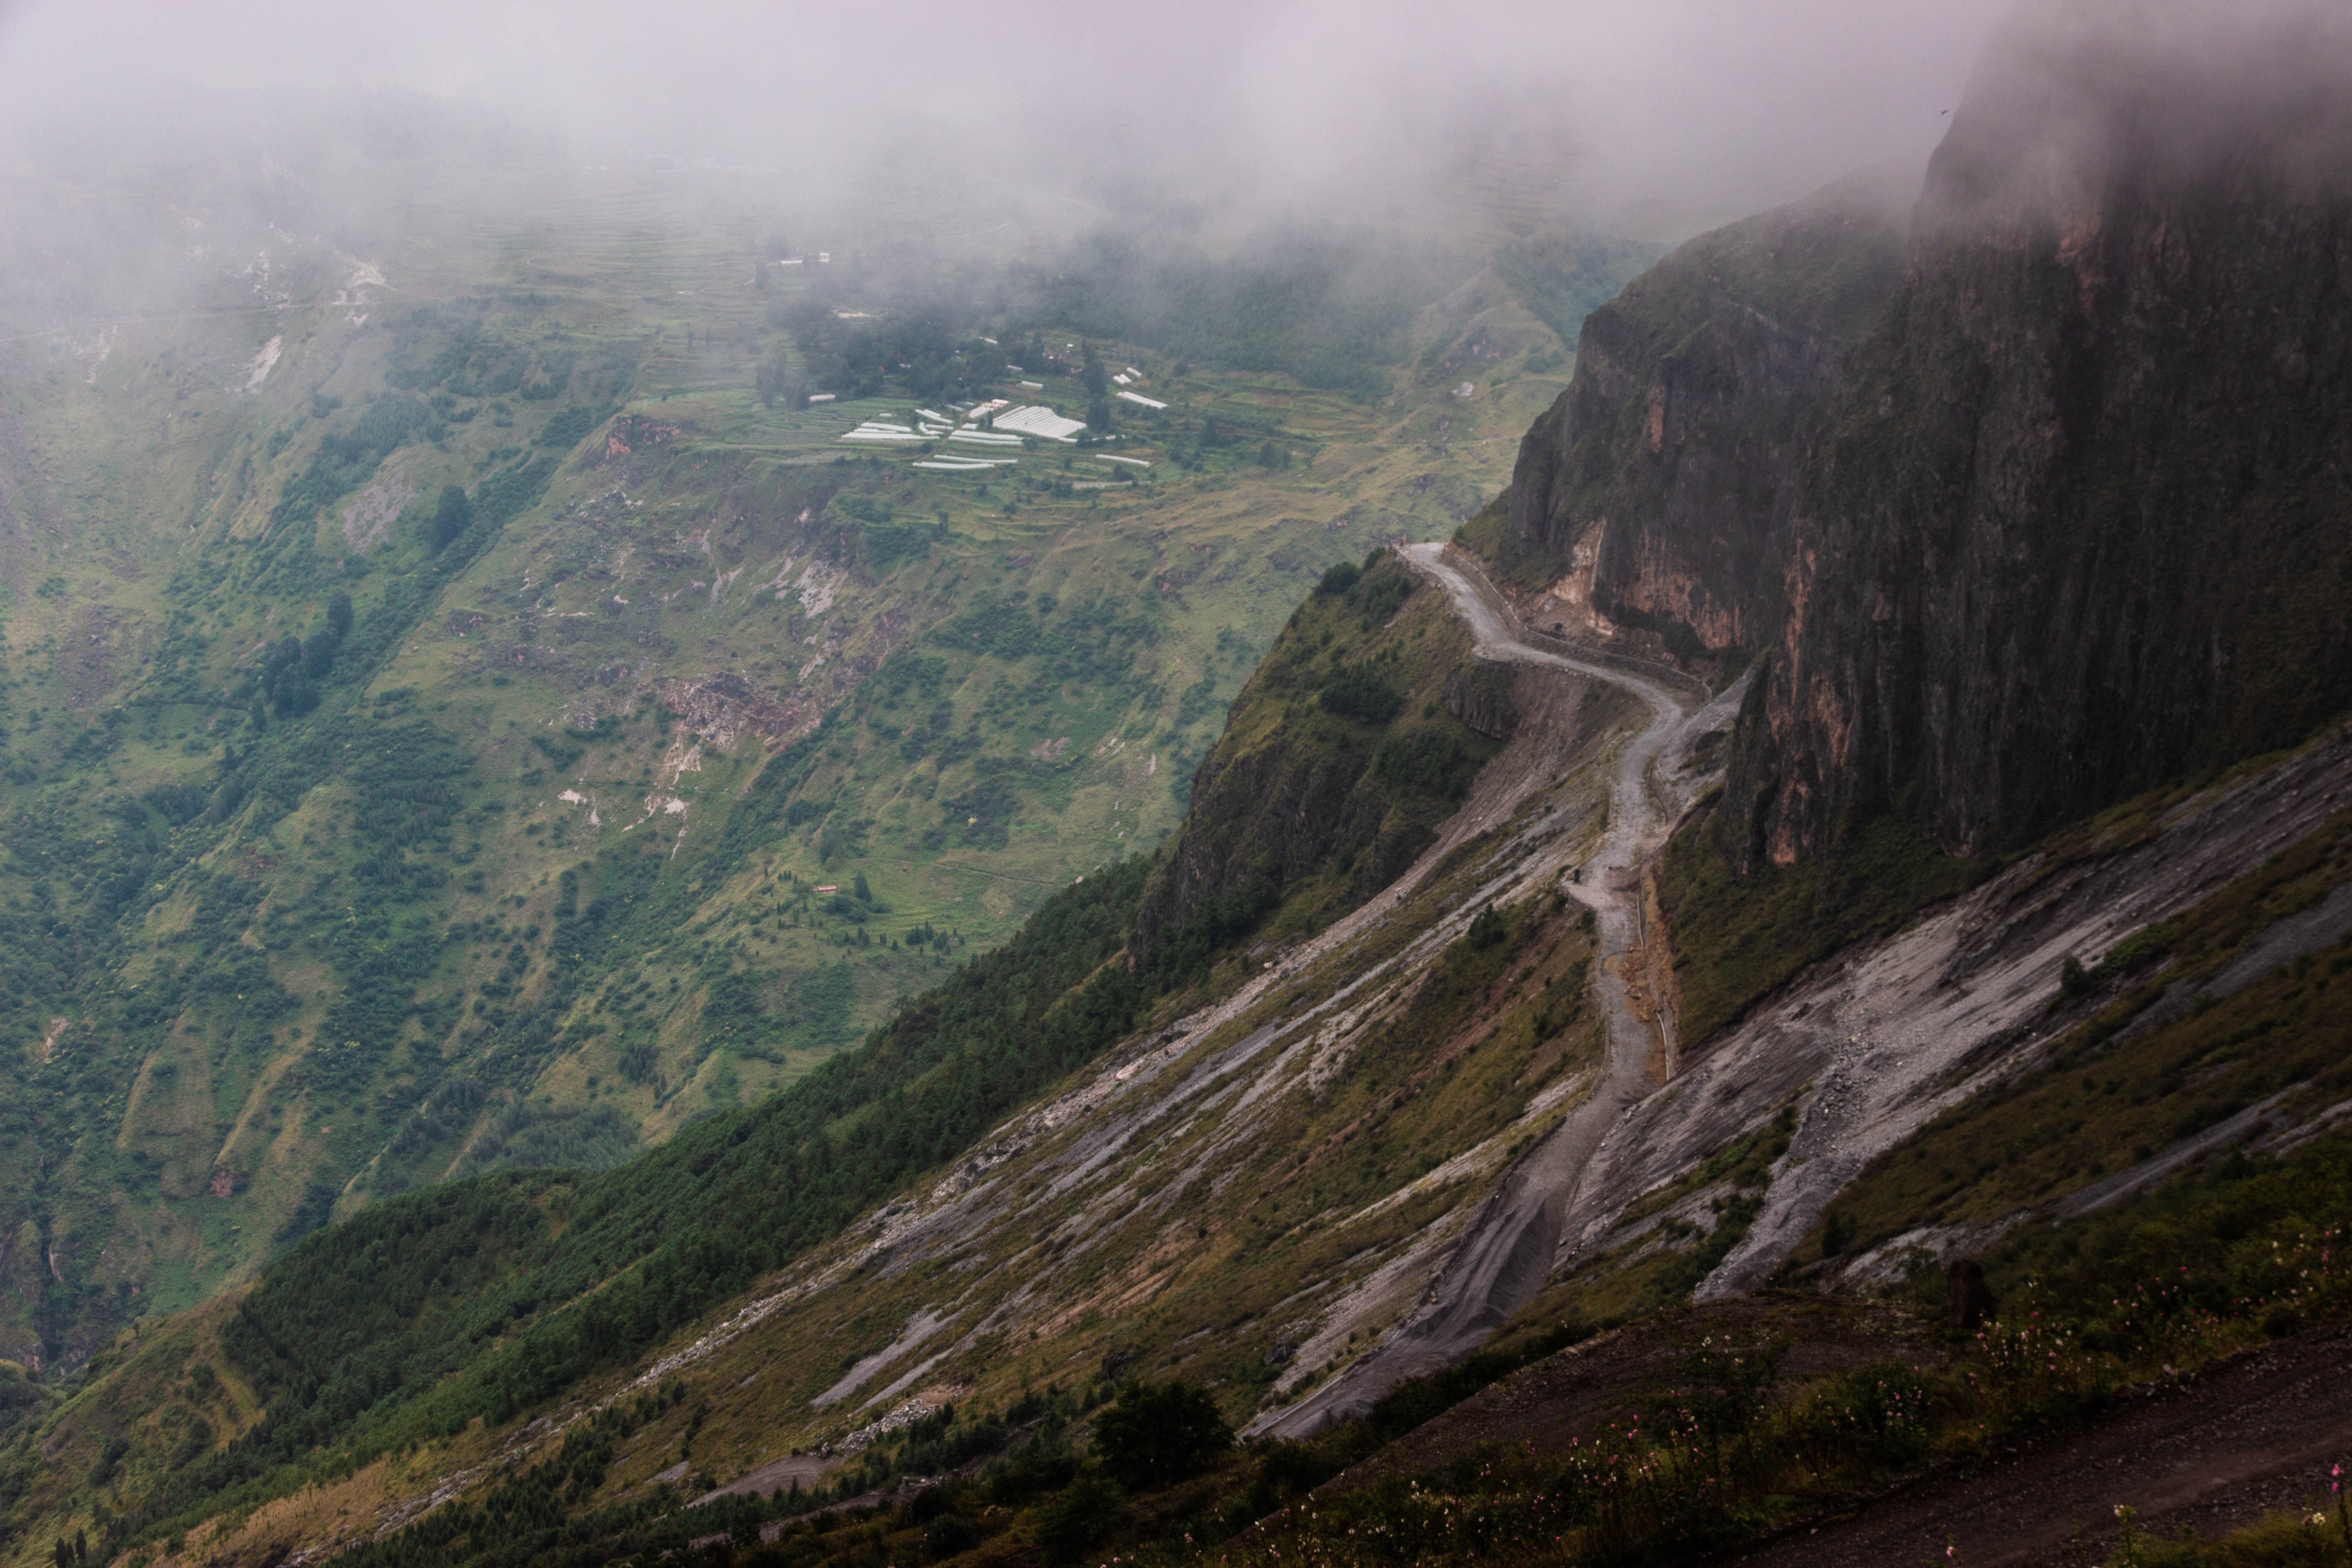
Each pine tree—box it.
[430,485,474,551]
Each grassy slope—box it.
[1657,802,1990,1047]
[1448,729,2352,1346]
[1809,795,2352,1262]
[1129,550,1507,983]
[1656,721,2352,1052]
[1120,756,2352,1568]
[0,862,1156,1558]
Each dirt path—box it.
[1321,1296,1937,1496]
[1257,545,1738,1436]
[1724,1321,2352,1566]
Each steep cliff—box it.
[1736,3,2352,864]
[1482,170,1910,660]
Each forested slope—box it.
[5,860,1155,1553]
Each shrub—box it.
[1372,727,1476,798]
[430,485,474,551]
[1038,1472,1126,1563]
[2059,953,2094,996]
[922,1513,980,1556]
[534,404,600,448]
[1318,666,1403,724]
[1317,560,1361,596]
[1092,1378,1233,1490]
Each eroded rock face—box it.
[1443,662,1519,741]
[655,672,816,750]
[1497,170,1910,657]
[1736,3,2352,864]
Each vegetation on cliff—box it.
[1130,550,1505,980]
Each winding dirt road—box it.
[1259,545,1743,1436]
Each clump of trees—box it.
[1092,1378,1233,1490]
[250,591,352,720]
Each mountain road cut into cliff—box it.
[1252,543,1747,1437]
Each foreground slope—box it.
[29,517,2352,1568]
[1,548,1672,1562]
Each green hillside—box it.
[0,142,1649,1373]
[7,137,2352,1568]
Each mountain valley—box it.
[0,132,1644,1376]
[5,6,2352,1568]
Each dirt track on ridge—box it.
[1723,1320,2352,1567]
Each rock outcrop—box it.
[1441,661,1520,740]
[1494,170,1910,657]
[1738,2,2352,863]
[1492,4,2352,870]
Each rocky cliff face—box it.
[1736,3,2352,864]
[1492,171,1909,657]
[1442,661,1520,740]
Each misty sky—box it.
[0,0,2008,240]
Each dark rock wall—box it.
[1443,662,1520,741]
[1498,171,1910,653]
[1738,4,2352,864]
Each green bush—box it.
[1318,666,1403,724]
[1091,1378,1233,1491]
[1038,1473,1127,1563]
[1371,726,1476,798]
[534,403,600,448]
[1317,560,1361,596]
